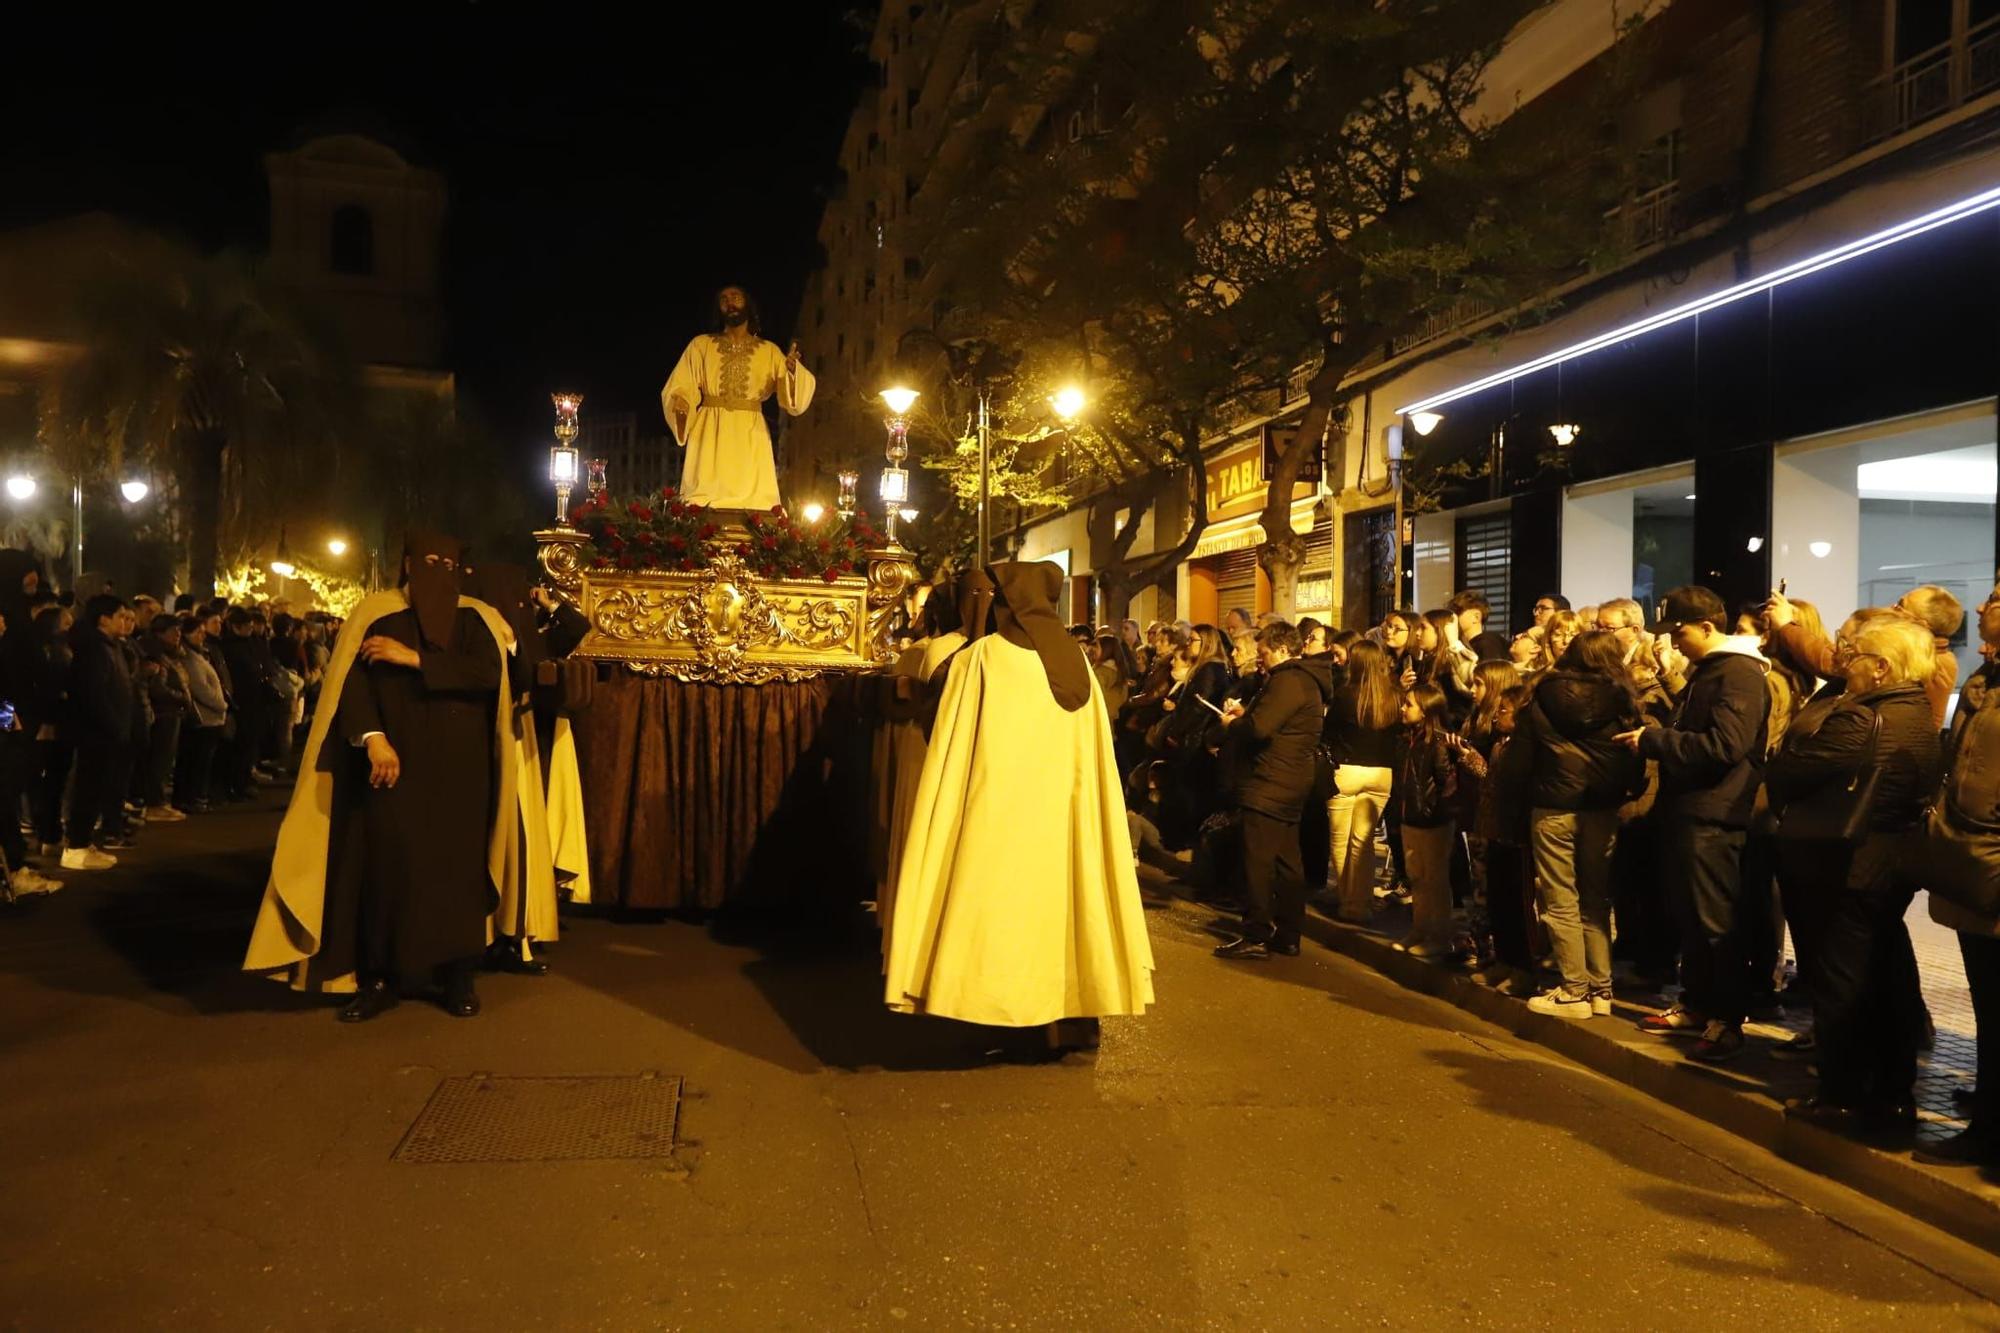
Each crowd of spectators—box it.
[0,556,339,898]
[1075,575,2000,1169]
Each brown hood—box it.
[988,560,1090,711]
[400,528,465,649]
[957,569,996,644]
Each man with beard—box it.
[660,284,815,511]
[244,531,521,1021]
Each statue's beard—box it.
[720,309,748,327]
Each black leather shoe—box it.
[337,978,397,1023]
[1784,1096,1864,1130]
[1214,935,1271,961]
[484,943,549,976]
[1914,1127,1999,1167]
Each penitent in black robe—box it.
[308,606,502,985]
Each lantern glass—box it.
[586,457,608,496]
[549,445,579,486]
[879,467,909,505]
[836,469,859,517]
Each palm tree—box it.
[38,243,355,594]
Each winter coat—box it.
[1157,659,1229,754]
[1476,732,1534,845]
[1638,635,1770,828]
[1765,680,1941,836]
[67,621,132,746]
[1396,728,1459,829]
[1230,656,1335,821]
[1520,669,1643,812]
[178,645,228,729]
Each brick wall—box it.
[1759,0,1870,191]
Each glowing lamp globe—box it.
[120,480,149,503]
[327,538,349,557]
[879,386,920,417]
[1050,386,1086,421]
[5,475,35,501]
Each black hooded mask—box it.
[399,529,465,650]
[987,560,1090,712]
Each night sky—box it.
[2,3,875,452]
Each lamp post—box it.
[549,393,583,527]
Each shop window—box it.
[1454,513,1511,629]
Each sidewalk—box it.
[1189,881,2000,1253]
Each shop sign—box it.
[1207,426,1318,523]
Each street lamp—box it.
[270,525,296,579]
[119,479,149,504]
[549,392,583,527]
[1408,410,1444,436]
[327,538,349,557]
[1050,386,1086,421]
[5,475,34,501]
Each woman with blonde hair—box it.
[1768,614,1941,1135]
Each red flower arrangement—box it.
[571,487,881,582]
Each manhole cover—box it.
[394,1073,683,1164]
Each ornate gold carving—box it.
[865,546,919,664]
[535,528,587,596]
[574,549,874,685]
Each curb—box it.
[1297,912,2000,1254]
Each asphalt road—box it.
[5,795,2000,1331]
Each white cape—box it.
[885,636,1155,1026]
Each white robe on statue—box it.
[885,635,1156,1027]
[661,333,815,511]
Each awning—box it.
[1189,496,1319,560]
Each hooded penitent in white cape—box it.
[660,333,814,512]
[879,630,966,950]
[884,634,1155,1026]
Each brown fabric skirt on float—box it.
[573,672,868,912]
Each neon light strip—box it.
[1396,181,2000,416]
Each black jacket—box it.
[1638,641,1770,827]
[1322,687,1400,768]
[1231,656,1334,820]
[1766,680,1941,835]
[1397,729,1459,828]
[1521,669,1643,811]
[1158,659,1229,754]
[67,621,132,745]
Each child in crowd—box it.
[1458,684,1539,993]
[1394,683,1461,958]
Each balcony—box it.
[1862,13,2000,144]
[1614,180,1680,252]
[1389,293,1498,356]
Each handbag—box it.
[1776,706,1881,851]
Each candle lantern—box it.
[586,457,608,498]
[549,393,583,526]
[836,469,859,520]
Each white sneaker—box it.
[1590,993,1614,1017]
[59,846,117,870]
[9,867,63,896]
[144,805,188,823]
[1527,989,1594,1020]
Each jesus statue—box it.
[661,285,815,512]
